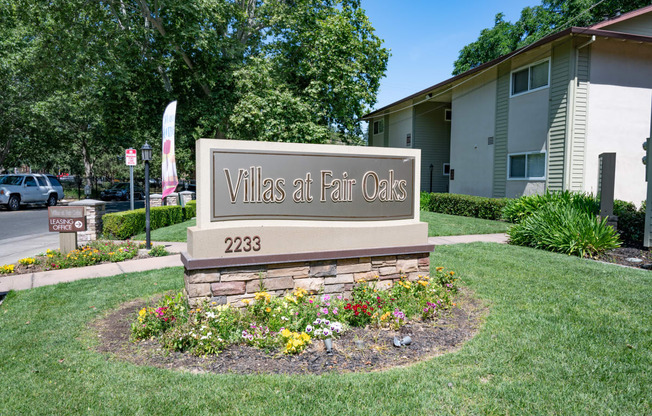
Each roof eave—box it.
[363,27,652,121]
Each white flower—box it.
[314,318,322,325]
[281,316,289,321]
[323,328,331,337]
[306,325,313,333]
[206,311,216,319]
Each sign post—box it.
[125,148,137,210]
[644,98,652,247]
[48,206,87,254]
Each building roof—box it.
[363,12,652,121]
[589,4,652,29]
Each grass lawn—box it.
[421,211,511,236]
[133,213,507,242]
[133,219,196,242]
[1,244,649,415]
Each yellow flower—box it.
[265,307,271,313]
[242,299,251,306]
[436,267,444,272]
[281,328,292,337]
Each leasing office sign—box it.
[211,148,415,221]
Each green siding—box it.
[492,65,510,197]
[413,102,451,193]
[547,41,572,191]
[383,115,390,147]
[569,46,590,191]
[367,121,373,146]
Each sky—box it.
[360,0,539,111]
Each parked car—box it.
[100,182,145,201]
[0,174,65,211]
[175,180,196,193]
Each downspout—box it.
[565,35,596,190]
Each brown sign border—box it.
[48,216,86,233]
[210,149,416,222]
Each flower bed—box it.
[0,240,167,276]
[131,268,459,357]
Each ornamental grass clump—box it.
[508,202,621,257]
[130,268,459,356]
[502,190,598,224]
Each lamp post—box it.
[141,142,152,249]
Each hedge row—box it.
[103,200,196,239]
[420,192,508,220]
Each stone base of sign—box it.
[164,193,178,206]
[149,194,163,207]
[59,232,78,255]
[150,192,190,207]
[182,246,433,308]
[68,199,106,242]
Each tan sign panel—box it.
[48,206,86,232]
[211,149,415,221]
[48,206,85,218]
[190,139,426,260]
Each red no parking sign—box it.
[125,149,137,166]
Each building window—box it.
[443,163,450,176]
[511,59,550,96]
[444,109,452,121]
[508,151,546,179]
[373,119,384,135]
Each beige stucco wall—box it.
[505,84,549,198]
[449,78,497,197]
[585,41,652,205]
[388,107,413,148]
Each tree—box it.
[1,0,388,179]
[453,0,650,75]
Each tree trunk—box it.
[81,138,93,192]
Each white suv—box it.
[0,174,65,211]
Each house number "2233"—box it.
[224,236,261,253]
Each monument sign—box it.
[183,139,433,307]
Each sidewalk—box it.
[0,233,60,267]
[0,234,508,292]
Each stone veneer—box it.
[68,199,106,242]
[184,253,430,308]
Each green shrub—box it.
[614,200,645,247]
[183,200,196,220]
[422,192,509,220]
[502,190,599,223]
[420,192,431,211]
[103,205,184,239]
[508,203,620,257]
[149,245,169,257]
[103,209,146,239]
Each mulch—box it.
[90,289,487,375]
[594,247,652,269]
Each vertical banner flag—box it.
[162,101,179,198]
